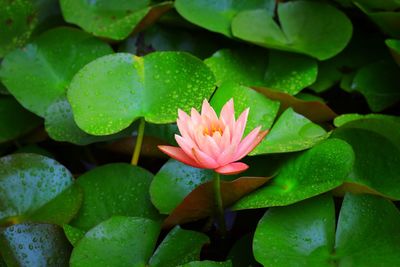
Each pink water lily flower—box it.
[158,99,268,175]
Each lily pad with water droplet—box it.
[0,223,71,267]
[231,1,352,60]
[177,261,233,267]
[0,0,37,57]
[175,0,275,37]
[70,163,161,231]
[232,138,354,209]
[60,0,172,40]
[253,193,400,266]
[68,51,216,135]
[150,159,213,215]
[70,216,160,267]
[149,226,209,267]
[0,153,82,226]
[0,27,113,117]
[332,115,400,199]
[250,108,330,155]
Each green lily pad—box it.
[253,193,400,266]
[68,51,216,135]
[250,108,329,155]
[0,223,71,267]
[355,0,400,11]
[0,27,113,117]
[253,194,335,266]
[263,51,317,95]
[210,81,280,135]
[150,159,213,214]
[356,3,400,38]
[70,163,160,231]
[332,117,400,199]
[0,153,81,226]
[60,0,169,40]
[0,0,37,57]
[0,96,41,143]
[149,226,209,267]
[386,39,400,65]
[63,224,85,247]
[231,1,352,60]
[334,194,400,265]
[70,216,160,267]
[205,49,317,94]
[204,48,268,87]
[232,138,354,209]
[175,0,275,37]
[350,60,400,112]
[44,97,133,145]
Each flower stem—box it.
[131,118,145,165]
[213,171,226,236]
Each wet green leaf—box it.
[350,60,400,111]
[233,138,354,209]
[232,1,352,60]
[70,216,160,267]
[70,163,160,231]
[0,96,41,143]
[149,226,209,267]
[253,194,335,267]
[0,0,37,57]
[68,51,216,135]
[253,193,400,266]
[251,108,329,155]
[0,223,71,267]
[150,159,213,214]
[63,224,85,247]
[175,0,275,37]
[332,116,400,199]
[0,27,113,117]
[0,153,80,226]
[178,261,232,267]
[60,0,150,40]
[264,51,317,95]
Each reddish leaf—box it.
[252,86,337,123]
[163,176,270,228]
[133,2,174,35]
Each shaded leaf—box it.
[0,27,113,117]
[70,216,160,267]
[149,226,209,267]
[0,223,71,267]
[0,153,80,226]
[150,159,213,214]
[386,39,400,65]
[178,261,232,267]
[350,60,400,111]
[70,163,160,231]
[0,96,41,143]
[164,176,270,228]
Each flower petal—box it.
[231,108,249,145]
[192,148,219,169]
[158,145,201,168]
[201,99,218,121]
[220,98,235,128]
[234,128,268,161]
[215,162,249,175]
[175,134,196,156]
